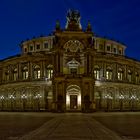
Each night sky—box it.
[0,0,140,60]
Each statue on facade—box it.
[65,9,82,31]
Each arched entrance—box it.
[66,85,81,111]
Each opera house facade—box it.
[0,10,140,112]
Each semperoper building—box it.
[0,10,140,112]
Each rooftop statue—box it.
[65,9,82,31]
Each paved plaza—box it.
[0,112,140,140]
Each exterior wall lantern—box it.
[9,94,15,110]
[130,95,136,111]
[0,95,5,110]
[34,94,42,111]
[104,94,113,111]
[21,94,27,111]
[119,95,124,111]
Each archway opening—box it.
[66,85,81,110]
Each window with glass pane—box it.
[24,48,27,52]
[119,49,122,55]
[107,46,110,51]
[44,42,48,49]
[118,69,123,80]
[114,48,116,53]
[23,67,28,80]
[94,69,100,79]
[128,70,132,82]
[34,65,40,79]
[47,69,53,79]
[99,44,103,50]
[46,65,53,79]
[36,44,40,50]
[30,46,33,51]
[106,70,112,80]
[13,68,18,81]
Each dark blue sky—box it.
[0,0,140,60]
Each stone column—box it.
[18,63,21,80]
[40,60,44,79]
[28,61,32,80]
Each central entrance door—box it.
[66,85,81,111]
[70,95,77,109]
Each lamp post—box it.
[34,94,42,111]
[119,95,124,111]
[9,95,15,111]
[0,95,4,110]
[21,94,27,111]
[104,94,113,111]
[130,95,136,111]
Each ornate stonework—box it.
[0,10,140,112]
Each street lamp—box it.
[34,94,42,111]
[9,95,15,111]
[21,94,27,111]
[104,94,113,111]
[119,95,124,111]
[0,95,5,110]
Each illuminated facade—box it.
[0,10,140,112]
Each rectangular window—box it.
[44,42,48,49]
[128,74,132,82]
[24,48,27,52]
[118,72,123,80]
[106,71,109,79]
[34,71,37,79]
[30,46,33,51]
[94,70,100,79]
[113,48,116,53]
[38,70,41,78]
[14,73,18,81]
[23,71,28,80]
[106,71,112,80]
[107,46,111,51]
[47,69,53,79]
[119,49,122,55]
[36,44,40,50]
[99,44,103,50]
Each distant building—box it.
[0,10,140,112]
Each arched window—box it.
[128,70,132,82]
[94,65,100,80]
[64,40,83,53]
[67,58,80,74]
[118,68,123,80]
[47,65,53,79]
[13,68,18,81]
[33,65,41,79]
[106,67,112,80]
[22,66,28,80]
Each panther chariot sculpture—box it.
[65,9,82,30]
